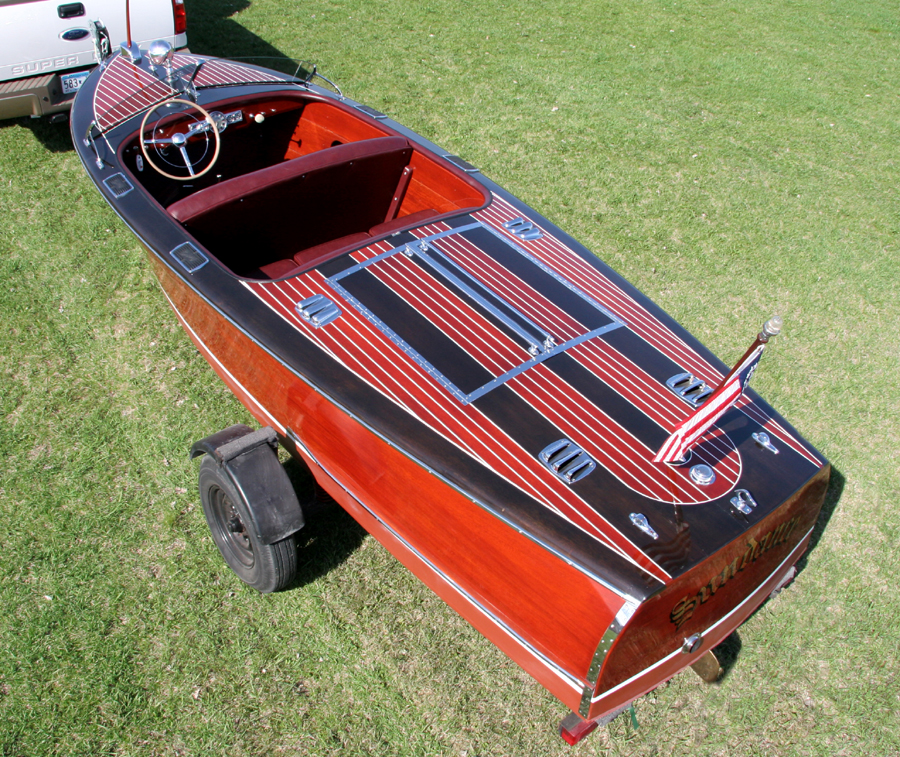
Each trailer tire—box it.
[198,455,297,592]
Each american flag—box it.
[653,330,772,465]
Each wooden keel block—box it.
[690,650,723,683]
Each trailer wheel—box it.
[198,455,297,592]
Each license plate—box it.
[60,70,89,95]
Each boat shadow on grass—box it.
[1,114,74,153]
[185,0,289,62]
[280,456,368,591]
[799,465,845,569]
[712,465,845,682]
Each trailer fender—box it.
[190,424,305,544]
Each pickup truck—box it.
[0,0,187,121]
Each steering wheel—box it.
[140,99,221,181]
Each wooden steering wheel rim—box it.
[139,98,221,181]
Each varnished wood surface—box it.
[70,54,831,718]
[595,463,830,699]
[152,254,625,705]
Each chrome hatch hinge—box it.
[752,431,779,454]
[629,512,659,540]
[729,488,758,515]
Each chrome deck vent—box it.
[665,372,714,407]
[103,172,134,198]
[503,217,544,241]
[170,242,208,273]
[539,439,596,484]
[295,294,341,328]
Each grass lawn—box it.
[1,0,897,754]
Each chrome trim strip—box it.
[589,526,814,705]
[413,240,554,354]
[332,222,484,279]
[326,227,625,405]
[329,272,623,405]
[284,428,586,694]
[331,235,553,354]
[80,143,648,600]
[579,601,638,716]
[478,219,625,327]
[462,324,623,403]
[326,276,467,404]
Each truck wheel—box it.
[198,455,297,592]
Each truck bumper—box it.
[0,70,85,119]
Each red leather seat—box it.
[168,137,414,275]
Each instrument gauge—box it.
[208,111,228,133]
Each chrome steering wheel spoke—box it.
[139,98,221,181]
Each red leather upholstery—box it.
[369,208,438,238]
[292,233,371,271]
[168,137,413,274]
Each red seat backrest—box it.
[168,136,412,265]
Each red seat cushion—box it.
[257,258,302,279]
[167,136,413,273]
[292,233,371,271]
[369,208,438,238]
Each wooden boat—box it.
[70,43,829,742]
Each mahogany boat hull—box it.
[71,51,829,729]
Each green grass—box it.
[1,0,898,754]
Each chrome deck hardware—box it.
[689,464,716,486]
[665,372,714,407]
[539,440,596,484]
[503,216,544,241]
[629,512,659,540]
[752,431,780,454]
[729,489,758,515]
[295,294,342,327]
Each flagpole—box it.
[715,315,782,392]
[652,316,782,465]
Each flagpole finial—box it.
[761,315,782,341]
